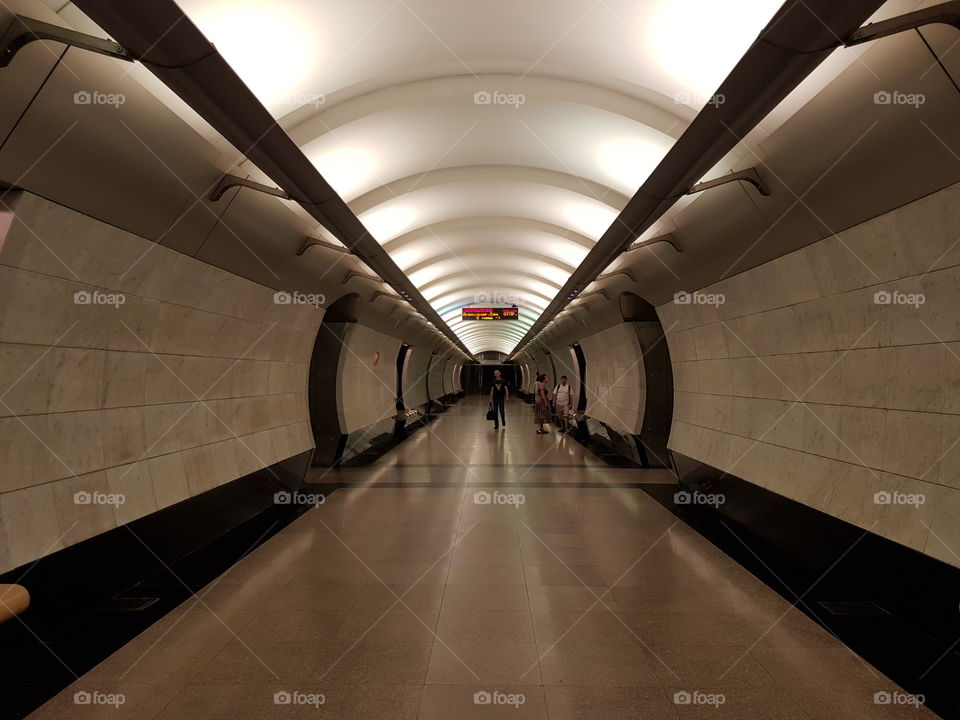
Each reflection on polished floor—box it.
[29,398,932,719]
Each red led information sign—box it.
[461,307,520,321]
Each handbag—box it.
[486,403,495,421]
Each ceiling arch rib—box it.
[285,75,693,150]
[357,180,621,244]
[278,70,695,353]
[425,274,560,305]
[299,103,676,204]
[452,325,531,341]
[157,0,791,354]
[385,215,595,250]
[350,176,622,352]
[408,257,570,291]
[348,165,630,217]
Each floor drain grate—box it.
[94,597,160,613]
[817,600,890,617]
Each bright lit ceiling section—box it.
[164,0,786,353]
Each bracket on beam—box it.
[209,174,291,202]
[296,236,348,256]
[596,268,639,284]
[370,290,401,304]
[626,232,683,254]
[342,269,384,286]
[573,288,611,303]
[0,15,134,68]
[687,168,770,197]
[846,1,960,46]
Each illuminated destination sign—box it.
[461,307,520,321]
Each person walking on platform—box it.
[534,373,551,434]
[489,369,509,429]
[553,375,572,431]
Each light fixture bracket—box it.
[626,233,682,254]
[687,167,770,197]
[209,174,290,202]
[342,270,384,286]
[846,1,960,46]
[297,236,348,256]
[0,14,133,67]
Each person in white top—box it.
[553,376,573,431]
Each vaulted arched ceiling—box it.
[167,0,785,353]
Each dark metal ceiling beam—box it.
[69,0,472,358]
[510,0,887,356]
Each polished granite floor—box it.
[29,397,935,719]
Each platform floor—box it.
[29,397,933,719]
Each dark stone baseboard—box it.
[0,448,315,720]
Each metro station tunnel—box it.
[2,1,960,718]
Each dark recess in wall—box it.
[0,449,313,720]
[663,451,960,720]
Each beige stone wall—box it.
[451,361,463,394]
[659,180,960,567]
[337,324,400,432]
[427,353,451,400]
[0,192,322,573]
[545,342,580,409]
[579,324,645,434]
[403,346,431,408]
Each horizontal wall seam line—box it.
[0,340,313,364]
[670,339,960,361]
[0,261,321,334]
[0,392,309,419]
[660,258,960,333]
[672,420,956,491]
[672,390,949,416]
[0,420,312,495]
